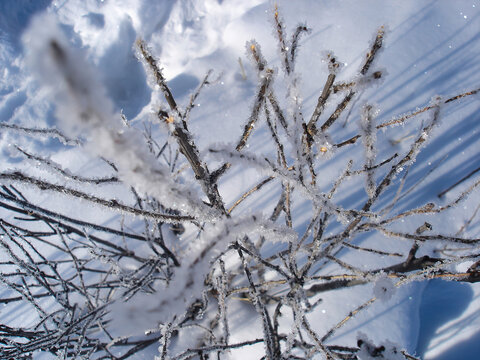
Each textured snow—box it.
[1,0,480,359]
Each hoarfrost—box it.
[320,51,342,75]
[357,332,404,360]
[360,104,378,198]
[136,214,296,325]
[373,273,395,302]
[313,131,334,160]
[208,144,358,224]
[23,13,217,221]
[245,40,266,74]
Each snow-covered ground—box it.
[1,0,480,359]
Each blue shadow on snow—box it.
[416,279,477,359]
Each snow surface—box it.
[1,0,480,359]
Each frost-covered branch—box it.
[1,5,478,359]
